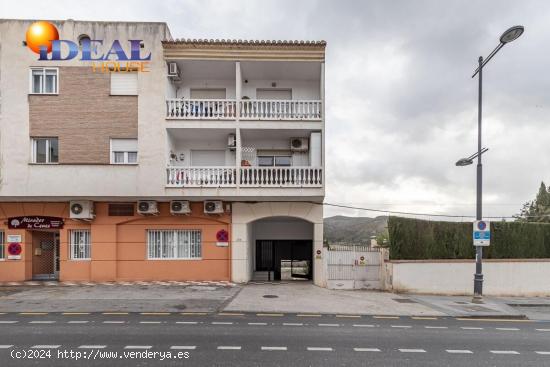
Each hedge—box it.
[388,216,550,260]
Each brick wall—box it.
[29,66,138,164]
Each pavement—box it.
[1,312,550,366]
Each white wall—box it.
[175,80,236,99]
[242,80,320,100]
[389,260,550,296]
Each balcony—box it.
[165,98,322,121]
[166,166,236,187]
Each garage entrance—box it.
[256,240,313,281]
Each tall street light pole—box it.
[456,25,524,302]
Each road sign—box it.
[473,220,490,247]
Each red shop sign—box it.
[8,216,64,230]
[8,243,22,256]
[216,229,229,242]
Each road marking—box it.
[336,315,361,318]
[456,318,531,323]
[68,321,89,324]
[373,316,399,319]
[399,349,426,353]
[354,348,381,352]
[140,312,170,316]
[297,314,321,317]
[79,345,106,349]
[495,327,520,331]
[391,325,412,328]
[490,350,520,355]
[446,349,473,354]
[62,312,90,315]
[261,346,287,351]
[170,346,196,350]
[103,321,125,324]
[32,345,60,349]
[535,351,550,355]
[461,327,484,330]
[176,321,198,325]
[353,324,375,327]
[425,326,448,329]
[256,313,284,317]
[212,322,233,325]
[283,323,303,326]
[29,321,56,324]
[318,323,339,327]
[217,346,241,350]
[218,313,244,316]
[536,329,550,332]
[139,321,162,324]
[102,312,128,315]
[20,312,48,315]
[0,345,14,349]
[411,317,438,320]
[181,312,207,316]
[307,347,333,351]
[124,346,152,350]
[0,321,18,324]
[248,322,268,326]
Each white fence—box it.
[326,244,384,290]
[166,99,237,119]
[166,167,237,187]
[240,166,323,187]
[240,99,322,120]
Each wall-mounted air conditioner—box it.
[168,62,181,80]
[70,200,95,220]
[204,201,224,215]
[137,200,159,215]
[170,200,191,215]
[290,137,309,152]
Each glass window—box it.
[113,152,125,163]
[45,70,57,93]
[32,70,43,93]
[147,230,201,259]
[110,139,138,164]
[49,138,59,163]
[32,138,58,163]
[258,156,274,167]
[127,152,138,163]
[35,139,47,163]
[275,156,292,166]
[69,230,91,260]
[30,68,58,94]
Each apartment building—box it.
[0,19,326,286]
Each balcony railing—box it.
[166,167,237,187]
[165,99,322,120]
[166,99,237,119]
[240,99,322,120]
[166,166,323,188]
[240,166,323,187]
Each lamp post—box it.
[455,25,524,302]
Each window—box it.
[0,231,4,260]
[69,230,91,260]
[147,230,201,260]
[110,138,138,164]
[30,68,58,94]
[108,203,135,216]
[110,72,138,95]
[31,137,58,163]
[258,155,292,167]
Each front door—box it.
[255,240,312,281]
[32,231,59,280]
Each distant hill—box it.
[323,215,388,244]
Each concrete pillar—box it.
[231,222,250,283]
[313,222,326,287]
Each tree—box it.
[515,182,550,223]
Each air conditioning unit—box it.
[290,137,309,151]
[204,200,224,215]
[167,62,181,80]
[170,200,191,215]
[70,200,95,220]
[227,133,236,150]
[137,200,159,215]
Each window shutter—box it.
[110,73,138,95]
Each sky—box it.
[2,0,549,220]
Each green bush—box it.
[388,216,550,260]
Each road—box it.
[1,312,549,366]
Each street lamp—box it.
[456,25,524,303]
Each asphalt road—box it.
[1,312,549,366]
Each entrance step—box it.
[252,271,272,281]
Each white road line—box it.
[399,349,426,353]
[425,326,448,329]
[212,322,233,325]
[495,327,520,331]
[103,321,125,324]
[461,327,484,330]
[283,323,303,326]
[248,322,268,326]
[0,345,14,349]
[32,345,61,349]
[217,346,241,350]
[354,348,381,352]
[124,346,152,350]
[490,350,520,355]
[0,321,18,324]
[353,324,375,328]
[139,321,162,324]
[170,346,196,350]
[79,345,106,349]
[176,321,198,325]
[307,347,333,351]
[535,351,550,355]
[29,321,56,324]
[261,346,287,351]
[446,349,473,354]
[536,329,550,332]
[391,325,412,328]
[68,321,89,324]
[318,323,339,327]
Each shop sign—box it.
[7,234,22,243]
[8,216,64,230]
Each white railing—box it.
[240,100,322,120]
[240,166,323,187]
[166,167,237,187]
[166,99,237,119]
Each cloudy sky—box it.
[2,0,548,219]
